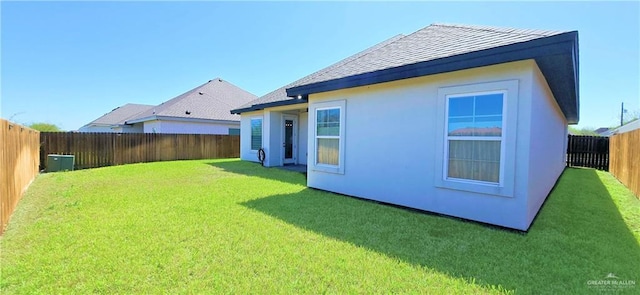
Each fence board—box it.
[39,132,239,171]
[610,129,640,199]
[566,135,609,171]
[0,120,40,234]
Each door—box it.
[283,115,298,164]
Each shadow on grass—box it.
[205,160,306,186]
[240,168,640,293]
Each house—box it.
[80,78,256,134]
[594,127,610,135]
[231,23,579,231]
[593,127,614,137]
[610,119,640,135]
[79,103,154,133]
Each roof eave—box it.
[286,31,579,124]
[230,98,308,114]
[124,115,158,124]
[153,116,240,124]
[126,115,239,124]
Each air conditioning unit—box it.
[47,154,75,172]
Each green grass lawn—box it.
[1,159,639,294]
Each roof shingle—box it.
[130,78,256,123]
[232,23,577,122]
[88,103,154,125]
[288,23,566,88]
[234,34,406,111]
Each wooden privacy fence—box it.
[1,119,40,234]
[609,129,640,198]
[566,135,609,171]
[40,132,240,170]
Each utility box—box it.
[47,154,75,172]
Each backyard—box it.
[1,159,638,294]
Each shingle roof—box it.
[232,23,579,123]
[289,23,566,87]
[129,78,256,123]
[88,103,155,125]
[233,34,406,112]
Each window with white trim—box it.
[250,118,262,151]
[445,92,505,184]
[316,107,340,166]
[311,100,346,174]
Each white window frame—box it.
[434,80,518,197]
[311,100,346,174]
[250,117,263,152]
[444,90,507,186]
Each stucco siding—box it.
[240,112,263,163]
[143,120,162,133]
[128,123,145,133]
[78,125,115,133]
[115,123,144,133]
[525,65,568,225]
[141,120,237,135]
[307,60,540,230]
[264,111,282,167]
[241,110,308,166]
[80,124,143,133]
[298,112,309,165]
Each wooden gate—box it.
[566,135,609,171]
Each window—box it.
[435,80,517,197]
[446,92,505,184]
[250,118,262,151]
[316,108,341,166]
[311,100,346,174]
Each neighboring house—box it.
[80,78,256,134]
[610,119,640,135]
[79,103,154,133]
[594,127,614,137]
[231,23,579,231]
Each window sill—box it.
[447,177,501,187]
[311,164,344,175]
[435,178,512,198]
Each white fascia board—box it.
[125,115,158,124]
[126,115,239,125]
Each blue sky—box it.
[1,1,638,131]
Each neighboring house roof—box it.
[232,23,579,124]
[597,127,615,137]
[82,103,154,127]
[599,130,615,137]
[610,119,640,135]
[127,78,257,124]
